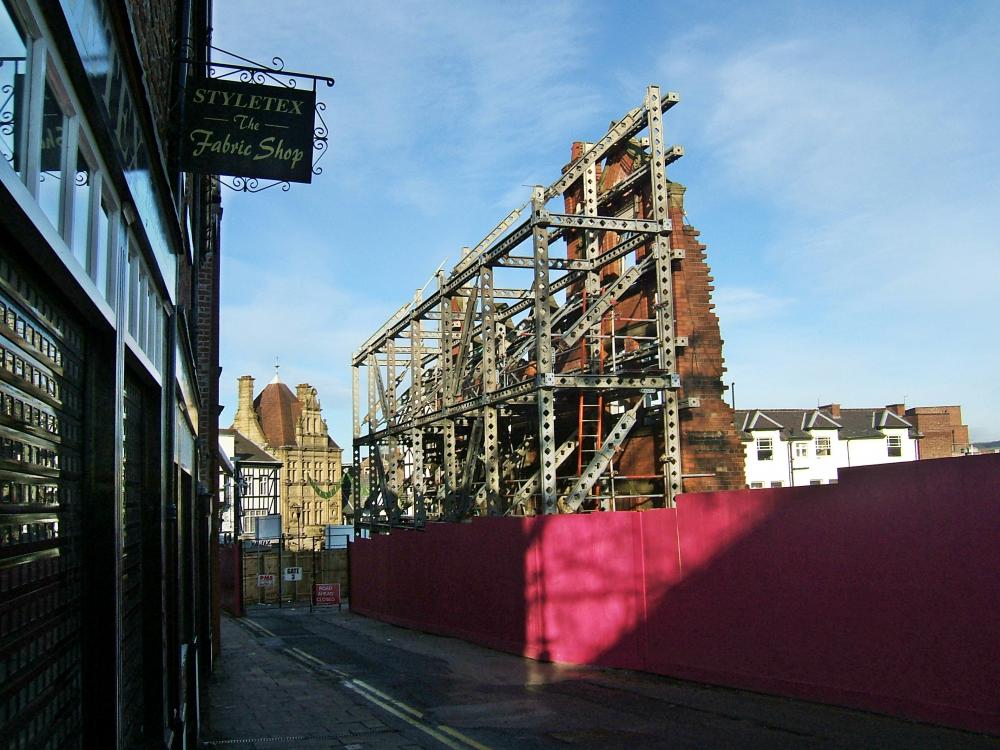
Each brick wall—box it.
[128,0,178,157]
[193,177,221,492]
[666,184,745,490]
[906,406,971,458]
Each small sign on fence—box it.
[283,566,303,581]
[324,524,355,549]
[257,574,275,587]
[256,514,281,541]
[313,583,341,609]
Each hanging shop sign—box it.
[180,78,316,183]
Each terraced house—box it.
[737,403,922,488]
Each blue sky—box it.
[213,1,1000,447]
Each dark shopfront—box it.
[0,0,220,748]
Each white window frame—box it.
[0,0,35,182]
[756,437,774,461]
[2,2,132,319]
[35,64,76,235]
[887,435,902,457]
[816,436,832,457]
[69,138,98,268]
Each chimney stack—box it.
[820,403,841,418]
[238,375,254,412]
[231,375,268,446]
[886,403,906,417]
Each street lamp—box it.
[289,502,303,550]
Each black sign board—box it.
[180,79,316,183]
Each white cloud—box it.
[210,1,1000,442]
[659,5,1000,438]
[714,286,791,324]
[219,249,395,446]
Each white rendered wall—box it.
[744,427,919,488]
[843,428,918,467]
[743,429,791,487]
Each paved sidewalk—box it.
[200,609,434,749]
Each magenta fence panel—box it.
[349,454,1000,734]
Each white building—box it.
[736,404,919,488]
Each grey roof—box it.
[735,407,916,441]
[736,409,821,441]
[220,428,282,465]
[836,409,913,439]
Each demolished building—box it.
[353,86,744,528]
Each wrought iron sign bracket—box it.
[179,43,334,193]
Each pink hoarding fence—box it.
[350,454,1000,734]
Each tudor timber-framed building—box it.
[353,86,744,529]
[0,0,221,748]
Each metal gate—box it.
[0,253,85,748]
[242,540,349,606]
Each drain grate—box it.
[201,726,397,746]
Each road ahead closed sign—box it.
[314,583,341,606]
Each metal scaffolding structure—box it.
[353,85,691,530]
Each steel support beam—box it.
[511,437,578,512]
[562,402,641,512]
[645,85,683,506]
[352,86,692,528]
[531,186,558,514]
[481,264,501,515]
[409,290,426,522]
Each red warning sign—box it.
[314,583,341,606]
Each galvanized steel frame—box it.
[353,86,685,530]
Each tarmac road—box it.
[214,603,996,750]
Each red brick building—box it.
[896,405,971,458]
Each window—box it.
[137,267,148,350]
[816,437,832,456]
[809,479,822,486]
[756,437,773,461]
[0,2,28,177]
[93,197,111,293]
[70,146,94,266]
[37,77,69,229]
[107,216,125,309]
[887,435,902,457]
[794,442,808,458]
[126,245,139,338]
[770,481,783,488]
[749,482,763,489]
